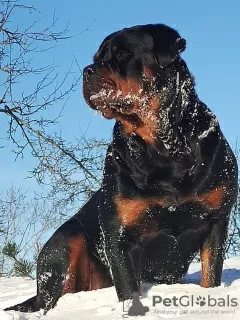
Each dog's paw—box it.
[128,300,149,316]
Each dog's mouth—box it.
[89,89,136,119]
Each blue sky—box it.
[1,0,240,194]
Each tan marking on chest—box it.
[115,186,227,227]
[114,196,166,227]
[195,185,226,210]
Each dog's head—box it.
[83,24,188,143]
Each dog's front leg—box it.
[102,225,149,316]
[200,214,230,288]
[104,229,138,300]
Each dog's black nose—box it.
[83,65,97,80]
[85,67,94,77]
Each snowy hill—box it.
[0,257,240,319]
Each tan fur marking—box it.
[143,66,153,81]
[197,185,226,210]
[135,96,160,144]
[63,236,88,294]
[115,186,227,227]
[114,196,167,227]
[115,95,160,144]
[114,197,148,227]
[95,68,160,144]
[63,236,108,294]
[200,247,212,288]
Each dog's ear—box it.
[94,31,119,62]
[150,24,186,68]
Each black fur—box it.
[5,24,238,316]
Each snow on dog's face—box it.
[83,24,186,142]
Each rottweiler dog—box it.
[5,24,238,316]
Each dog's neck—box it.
[112,74,219,192]
[113,63,219,177]
[157,64,218,161]
[156,70,197,157]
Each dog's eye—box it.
[116,50,132,61]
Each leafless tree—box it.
[31,135,109,208]
[0,0,78,154]
[0,186,67,276]
[0,0,107,206]
[226,145,240,258]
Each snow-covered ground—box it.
[0,257,240,320]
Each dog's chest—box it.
[113,130,196,197]
[124,203,212,245]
